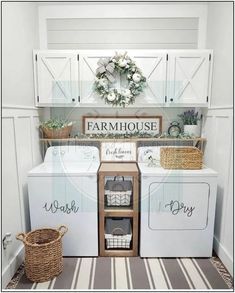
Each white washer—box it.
[28,145,100,256]
[138,146,218,257]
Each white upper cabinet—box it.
[166,50,212,106]
[79,50,167,106]
[34,51,79,106]
[79,51,110,106]
[125,51,167,105]
[33,50,212,107]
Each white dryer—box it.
[28,145,100,256]
[138,146,218,257]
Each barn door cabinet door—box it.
[79,51,112,106]
[34,51,79,106]
[129,51,167,106]
[166,51,212,106]
[79,50,167,106]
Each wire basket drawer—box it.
[105,176,132,207]
[105,218,132,249]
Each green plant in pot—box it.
[40,118,73,139]
[178,110,201,137]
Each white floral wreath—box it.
[94,52,146,107]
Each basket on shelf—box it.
[160,147,203,170]
[105,176,132,207]
[16,225,68,282]
[41,125,72,139]
[105,218,132,249]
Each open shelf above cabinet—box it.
[40,137,206,155]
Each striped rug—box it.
[7,257,233,290]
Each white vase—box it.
[184,124,200,137]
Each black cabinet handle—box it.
[170,98,173,102]
[72,98,75,102]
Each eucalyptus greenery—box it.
[94,52,146,107]
[178,110,200,125]
[40,118,73,129]
[159,132,197,139]
[74,131,196,140]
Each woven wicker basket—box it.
[16,226,68,282]
[41,125,72,139]
[160,147,203,170]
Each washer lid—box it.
[138,163,218,177]
[28,162,100,176]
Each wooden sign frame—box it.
[83,115,162,136]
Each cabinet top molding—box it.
[33,49,213,54]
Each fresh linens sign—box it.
[83,116,162,135]
[101,142,136,161]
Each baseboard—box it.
[1,246,24,289]
[214,236,233,276]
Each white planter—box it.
[184,125,200,137]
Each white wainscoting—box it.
[2,105,43,288]
[202,107,233,275]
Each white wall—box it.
[206,2,233,107]
[2,3,43,288]
[202,2,233,275]
[2,2,39,107]
[47,18,198,49]
[38,3,208,49]
[51,107,193,136]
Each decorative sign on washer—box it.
[83,116,162,135]
[101,142,136,162]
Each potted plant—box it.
[40,118,73,139]
[178,110,201,137]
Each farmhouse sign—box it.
[83,116,162,135]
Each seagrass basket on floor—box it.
[16,225,68,282]
[160,147,203,170]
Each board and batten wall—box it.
[202,2,233,275]
[2,2,44,288]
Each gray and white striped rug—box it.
[8,257,233,290]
